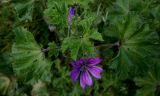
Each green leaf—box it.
[70,39,81,60]
[134,63,160,96]
[48,42,59,58]
[31,81,49,96]
[110,47,132,79]
[78,13,103,41]
[43,0,68,27]
[88,29,103,41]
[116,0,129,15]
[135,75,156,96]
[61,37,71,53]
[12,27,52,85]
[81,38,96,57]
[61,36,96,60]
[109,13,160,79]
[0,73,16,95]
[0,52,13,75]
[13,0,35,21]
[61,37,81,60]
[79,15,96,32]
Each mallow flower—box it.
[70,57,103,88]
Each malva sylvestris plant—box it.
[70,57,103,88]
[68,6,103,88]
[1,0,160,95]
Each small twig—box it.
[41,42,119,53]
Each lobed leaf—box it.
[12,27,52,85]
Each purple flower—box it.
[70,57,103,88]
[68,6,75,25]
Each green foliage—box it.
[135,63,160,96]
[61,37,81,59]
[0,52,13,75]
[13,0,35,21]
[0,73,16,96]
[61,36,97,60]
[105,0,160,79]
[12,27,52,84]
[61,17,103,59]
[0,1,15,53]
[48,42,59,58]
[43,0,68,27]
[31,81,49,96]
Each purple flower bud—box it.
[68,6,76,25]
[48,24,56,31]
[70,57,103,88]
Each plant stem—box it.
[68,25,71,37]
[96,41,120,49]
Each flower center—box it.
[80,62,88,71]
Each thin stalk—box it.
[96,41,120,49]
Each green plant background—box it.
[0,0,160,96]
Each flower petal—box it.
[78,58,85,65]
[71,61,78,67]
[88,66,103,79]
[70,69,80,81]
[84,71,93,86]
[87,57,102,65]
[80,70,93,88]
[80,74,86,88]
[71,59,83,68]
[80,73,86,88]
